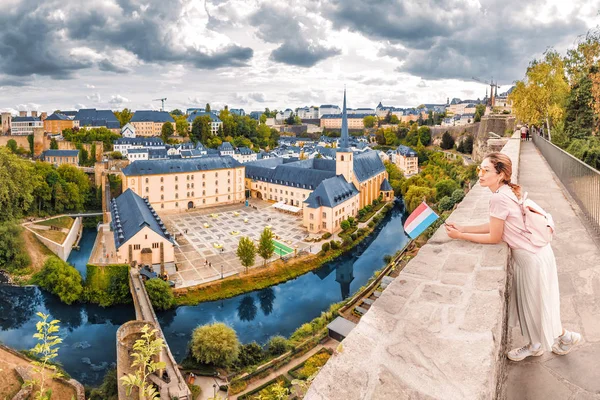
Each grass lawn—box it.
[31,228,68,244]
[37,216,74,230]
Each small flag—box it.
[404,202,439,239]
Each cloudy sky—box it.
[0,0,597,114]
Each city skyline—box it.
[0,0,597,114]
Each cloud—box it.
[361,77,398,86]
[250,4,341,67]
[377,44,408,60]
[109,94,130,105]
[85,84,95,89]
[98,59,131,74]
[417,80,429,88]
[74,103,86,109]
[0,78,29,87]
[86,92,101,102]
[248,92,268,102]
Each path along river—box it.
[0,203,409,386]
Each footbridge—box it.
[116,268,191,400]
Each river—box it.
[0,203,409,385]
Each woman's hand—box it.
[445,224,463,239]
[445,222,465,233]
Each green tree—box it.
[28,134,34,155]
[404,186,436,213]
[88,367,119,400]
[33,256,83,305]
[175,116,189,137]
[78,145,88,166]
[120,324,166,400]
[161,121,174,142]
[0,147,35,222]
[114,108,133,127]
[440,131,455,150]
[7,139,18,153]
[564,73,595,139]
[363,115,377,128]
[190,323,240,367]
[259,113,267,124]
[340,220,351,231]
[206,103,211,113]
[257,228,275,266]
[418,126,431,145]
[237,236,256,273]
[384,129,397,145]
[191,115,212,144]
[145,278,174,310]
[90,143,96,163]
[435,179,460,200]
[236,342,264,368]
[0,222,31,274]
[463,134,474,153]
[451,189,465,203]
[438,196,455,211]
[23,312,63,400]
[170,109,183,116]
[267,336,289,356]
[509,50,570,139]
[474,104,486,122]
[321,242,330,252]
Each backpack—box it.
[501,191,555,247]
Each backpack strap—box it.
[496,189,529,233]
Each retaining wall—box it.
[26,216,82,261]
[307,132,521,400]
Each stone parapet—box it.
[306,133,521,399]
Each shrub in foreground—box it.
[190,323,240,367]
[33,256,82,304]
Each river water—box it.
[0,203,409,385]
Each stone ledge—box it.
[307,134,521,400]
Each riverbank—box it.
[173,202,395,306]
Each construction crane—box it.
[153,97,167,111]
[471,77,502,107]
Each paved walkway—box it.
[505,141,600,399]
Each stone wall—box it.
[473,115,516,162]
[430,122,480,140]
[25,217,82,261]
[0,135,30,150]
[306,133,522,400]
[57,140,104,161]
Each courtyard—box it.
[161,200,314,288]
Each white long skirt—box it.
[509,244,563,351]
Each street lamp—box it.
[213,383,217,398]
[221,265,223,279]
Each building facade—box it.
[320,113,374,130]
[392,145,418,176]
[121,157,245,212]
[130,111,176,137]
[44,113,78,134]
[74,109,120,133]
[42,149,80,166]
[186,111,222,135]
[319,105,341,118]
[11,116,43,135]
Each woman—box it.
[445,152,581,361]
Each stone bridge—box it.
[307,133,600,399]
[116,268,191,400]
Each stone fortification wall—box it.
[57,140,104,161]
[25,217,82,261]
[430,122,480,139]
[473,115,516,162]
[0,135,30,150]
[307,133,522,400]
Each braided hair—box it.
[485,152,522,199]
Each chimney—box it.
[19,111,27,117]
[31,111,38,118]
[40,112,47,121]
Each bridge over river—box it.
[116,268,191,400]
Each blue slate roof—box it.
[122,156,241,176]
[45,113,69,121]
[245,158,336,190]
[75,108,120,129]
[218,142,234,151]
[396,145,417,157]
[320,113,375,119]
[110,189,174,249]
[320,104,339,108]
[380,178,393,192]
[237,147,254,155]
[42,150,79,158]
[115,137,165,146]
[353,151,386,182]
[130,110,175,123]
[304,175,359,208]
[12,116,40,122]
[187,111,221,123]
[316,146,337,159]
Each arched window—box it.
[161,195,164,200]
[341,155,344,161]
[145,178,149,183]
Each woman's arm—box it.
[447,222,490,234]
[446,217,504,244]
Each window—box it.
[134,244,141,250]
[152,243,159,249]
[145,178,149,183]
[322,222,327,228]
[216,197,219,202]
[161,195,164,200]
[187,184,190,189]
[228,195,231,199]
[228,187,230,192]
[160,177,163,183]
[161,204,164,209]
[175,176,178,181]
[203,199,206,204]
[310,213,314,220]
[203,182,205,187]
[145,187,149,193]
[215,180,218,186]
[322,212,326,218]
[186,175,189,180]
[228,179,230,183]
[187,192,189,197]
[215,188,219,194]
[203,190,205,195]
[202,174,205,178]
[161,186,163,191]
[175,193,179,199]
[175,202,178,207]
[175,184,178,190]
[310,223,314,230]
[228,171,230,176]
[191,183,194,188]
[215,172,218,177]
[191,175,194,180]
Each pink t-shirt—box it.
[489,185,543,253]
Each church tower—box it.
[336,89,354,183]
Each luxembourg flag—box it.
[404,202,439,239]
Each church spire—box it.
[339,88,350,151]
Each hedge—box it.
[288,348,333,380]
[237,374,292,400]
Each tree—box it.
[90,143,96,163]
[390,114,400,124]
[206,103,211,113]
[267,336,289,356]
[191,115,212,144]
[120,324,166,400]
[440,131,455,150]
[161,121,174,142]
[438,196,455,211]
[175,116,189,137]
[145,278,174,310]
[78,146,88,166]
[340,220,351,231]
[257,228,275,266]
[0,222,31,274]
[0,148,35,222]
[259,114,267,124]
[509,50,570,138]
[114,108,133,127]
[417,126,431,146]
[33,256,83,305]
[7,139,18,153]
[404,186,436,213]
[384,129,396,145]
[23,312,63,400]
[463,134,474,153]
[170,109,183,116]
[237,236,256,273]
[363,115,377,128]
[28,134,34,155]
[190,323,240,367]
[435,179,460,200]
[474,104,486,122]
[236,342,264,368]
[564,73,595,139]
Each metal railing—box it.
[533,133,600,234]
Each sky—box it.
[0,0,598,115]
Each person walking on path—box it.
[520,125,527,141]
[445,152,581,361]
[525,125,530,141]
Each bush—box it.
[367,221,375,228]
[383,254,393,263]
[321,242,330,252]
[190,323,240,367]
[321,232,332,240]
[435,179,460,201]
[87,367,118,400]
[358,209,366,219]
[357,228,367,236]
[347,216,356,225]
[329,240,340,250]
[229,379,247,395]
[267,335,289,356]
[440,131,455,150]
[451,189,465,203]
[145,278,174,310]
[236,342,265,368]
[350,233,357,241]
[83,264,131,306]
[33,256,83,305]
[340,220,351,231]
[438,196,456,211]
[109,151,123,159]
